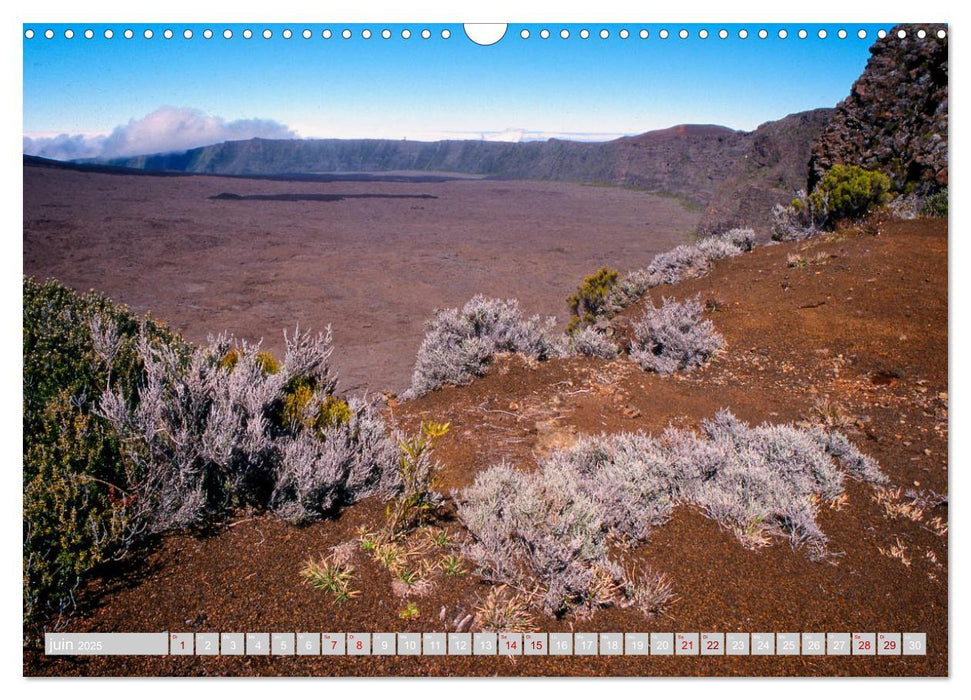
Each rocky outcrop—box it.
[809,24,948,195]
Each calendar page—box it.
[22,16,948,678]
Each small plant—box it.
[828,492,850,511]
[474,586,538,633]
[385,420,450,537]
[877,537,912,568]
[397,568,421,586]
[358,528,381,552]
[567,266,618,333]
[786,253,808,268]
[427,529,451,547]
[704,297,725,313]
[805,398,855,431]
[399,602,420,620]
[920,187,948,218]
[440,554,467,576]
[629,295,724,375]
[620,567,679,618]
[300,556,360,604]
[926,516,948,538]
[374,542,406,573]
[732,517,773,550]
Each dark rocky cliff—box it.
[808,23,948,195]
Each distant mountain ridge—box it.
[74,113,836,233]
[95,123,744,206]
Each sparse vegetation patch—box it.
[606,228,755,318]
[457,410,885,619]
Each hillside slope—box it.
[27,218,947,677]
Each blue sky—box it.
[23,23,891,159]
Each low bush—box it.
[565,326,619,359]
[457,462,614,615]
[775,167,892,240]
[100,326,399,529]
[405,295,562,397]
[811,164,891,222]
[23,278,187,630]
[629,295,724,374]
[23,392,139,627]
[271,398,400,524]
[567,267,618,333]
[457,410,885,618]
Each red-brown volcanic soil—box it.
[23,164,698,393]
[24,218,947,677]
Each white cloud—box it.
[23,107,296,161]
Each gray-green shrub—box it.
[405,295,562,397]
[629,295,724,374]
[457,410,885,616]
[99,326,399,531]
[566,326,620,359]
